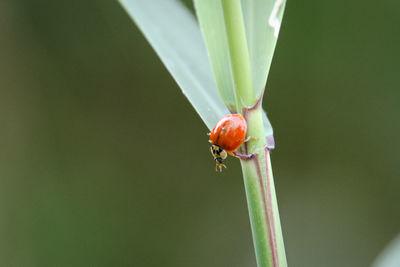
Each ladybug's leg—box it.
[228,151,255,160]
[216,162,227,172]
[244,136,258,143]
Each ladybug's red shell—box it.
[209,114,247,152]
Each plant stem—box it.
[221,1,287,266]
[241,148,287,267]
[221,0,255,109]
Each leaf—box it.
[372,234,400,267]
[119,0,274,142]
[119,0,229,130]
[193,0,236,110]
[242,0,286,96]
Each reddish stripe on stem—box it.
[264,148,278,266]
[253,152,278,267]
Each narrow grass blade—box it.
[193,0,236,110]
[372,235,400,267]
[119,0,229,130]
[242,0,286,96]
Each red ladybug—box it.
[208,114,252,171]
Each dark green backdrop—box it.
[1,0,399,266]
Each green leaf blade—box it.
[242,0,286,96]
[372,235,400,267]
[119,0,230,130]
[194,0,237,110]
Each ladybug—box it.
[208,114,254,171]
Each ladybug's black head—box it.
[210,144,227,172]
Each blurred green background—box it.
[1,0,399,266]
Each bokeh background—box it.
[1,0,399,266]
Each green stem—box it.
[241,147,287,267]
[221,1,287,266]
[221,0,255,109]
